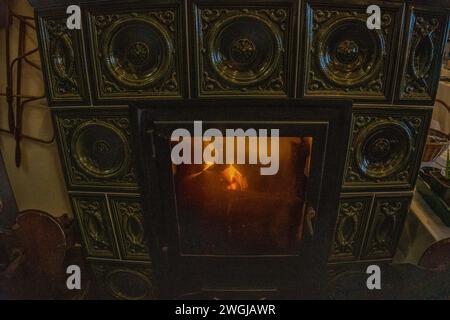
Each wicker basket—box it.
[423,99,450,162]
[423,129,450,162]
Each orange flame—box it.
[221,165,248,191]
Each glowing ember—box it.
[221,165,248,191]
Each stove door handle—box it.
[305,206,316,238]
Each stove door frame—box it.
[131,99,352,299]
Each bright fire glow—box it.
[221,165,248,191]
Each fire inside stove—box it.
[172,137,313,255]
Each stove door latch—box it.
[305,206,316,238]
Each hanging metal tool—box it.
[1,5,51,167]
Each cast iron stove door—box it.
[132,99,351,299]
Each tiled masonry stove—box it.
[29,0,449,299]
